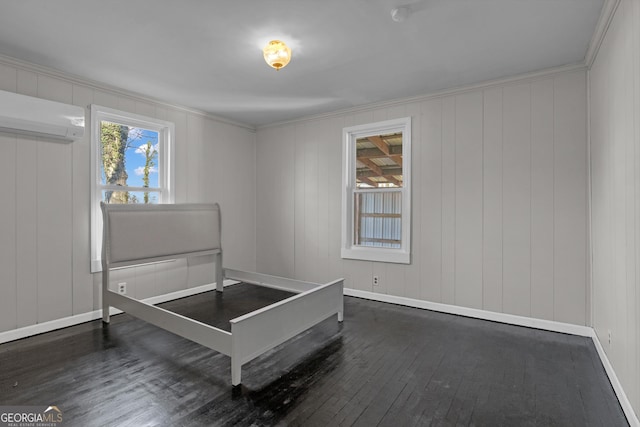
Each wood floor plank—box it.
[0,283,628,426]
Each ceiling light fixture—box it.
[263,40,292,70]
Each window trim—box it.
[90,105,175,272]
[341,117,411,264]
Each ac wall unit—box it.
[0,89,85,142]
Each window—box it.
[90,105,175,272]
[341,117,411,264]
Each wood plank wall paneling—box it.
[553,72,587,325]
[36,132,73,322]
[294,122,308,281]
[530,79,554,322]
[501,83,532,318]
[15,136,38,327]
[36,76,74,323]
[454,92,483,309]
[261,125,297,278]
[0,63,16,91]
[420,99,443,303]
[0,59,257,334]
[186,114,204,202]
[202,120,257,273]
[589,0,640,416]
[255,70,588,326]
[441,97,456,306]
[0,134,17,330]
[17,70,37,97]
[316,119,331,285]
[403,102,422,300]
[482,88,503,313]
[303,121,320,283]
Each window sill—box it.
[341,247,410,264]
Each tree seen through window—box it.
[100,121,159,204]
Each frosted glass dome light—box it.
[263,40,292,70]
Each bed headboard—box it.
[101,202,222,269]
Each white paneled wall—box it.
[0,59,256,333]
[256,69,588,326]
[482,88,503,313]
[454,91,483,309]
[590,0,640,417]
[502,83,532,317]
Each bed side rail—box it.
[106,290,232,355]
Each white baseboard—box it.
[0,279,239,345]
[590,330,640,427]
[344,287,639,426]
[344,288,592,336]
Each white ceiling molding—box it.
[0,49,590,134]
[0,53,256,132]
[584,0,621,68]
[257,62,587,130]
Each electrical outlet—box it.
[373,275,379,286]
[117,282,127,295]
[608,330,612,346]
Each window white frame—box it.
[341,117,411,264]
[90,105,175,272]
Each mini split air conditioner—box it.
[0,89,85,142]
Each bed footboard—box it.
[229,278,344,385]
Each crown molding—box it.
[585,0,621,68]
[0,53,256,132]
[257,62,587,130]
[1,16,604,135]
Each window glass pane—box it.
[354,191,401,248]
[355,132,403,189]
[100,121,160,189]
[102,190,160,204]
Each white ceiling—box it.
[0,0,603,127]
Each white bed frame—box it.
[100,202,344,386]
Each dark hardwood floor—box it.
[0,283,627,426]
